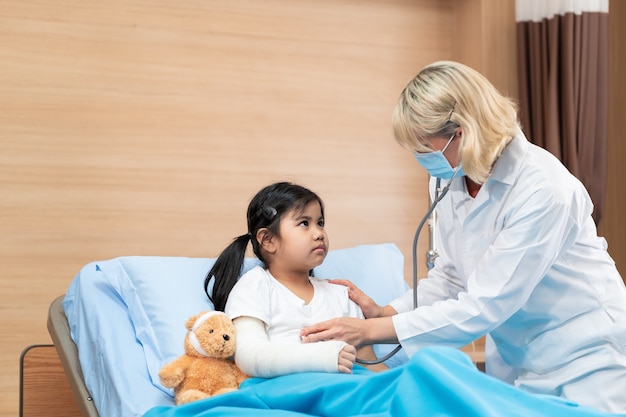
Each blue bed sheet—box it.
[143,346,625,417]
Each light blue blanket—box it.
[143,346,624,417]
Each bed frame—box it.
[19,342,81,417]
[21,295,100,417]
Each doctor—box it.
[301,61,626,413]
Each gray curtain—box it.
[516,7,609,225]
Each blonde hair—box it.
[392,61,519,184]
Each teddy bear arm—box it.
[234,366,249,386]
[159,355,193,388]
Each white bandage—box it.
[188,311,224,357]
[233,316,347,378]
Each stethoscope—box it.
[356,168,460,365]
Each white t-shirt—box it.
[226,265,364,341]
[224,265,365,377]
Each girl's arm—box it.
[233,316,356,378]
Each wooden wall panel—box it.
[0,1,458,415]
[453,0,517,97]
[0,1,522,415]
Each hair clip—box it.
[260,206,277,221]
[447,101,456,122]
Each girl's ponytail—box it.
[204,233,250,312]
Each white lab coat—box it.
[390,133,626,412]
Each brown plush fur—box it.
[158,311,248,405]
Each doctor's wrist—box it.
[380,305,397,317]
[364,316,398,345]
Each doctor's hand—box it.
[301,317,367,348]
[337,343,357,374]
[329,279,382,318]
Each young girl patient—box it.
[204,182,386,377]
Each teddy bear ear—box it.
[185,310,209,331]
[185,316,196,331]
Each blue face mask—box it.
[413,133,464,179]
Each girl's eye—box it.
[318,220,325,227]
[299,220,309,227]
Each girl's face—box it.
[273,200,328,273]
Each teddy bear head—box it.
[183,311,237,359]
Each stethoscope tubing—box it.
[356,170,458,365]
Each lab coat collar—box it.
[447,131,528,223]
[488,131,529,186]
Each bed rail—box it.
[46,295,100,417]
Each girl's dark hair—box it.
[204,182,324,311]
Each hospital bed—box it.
[40,243,410,417]
[32,242,614,417]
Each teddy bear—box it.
[158,310,249,405]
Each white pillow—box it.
[314,243,408,306]
[115,256,260,385]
